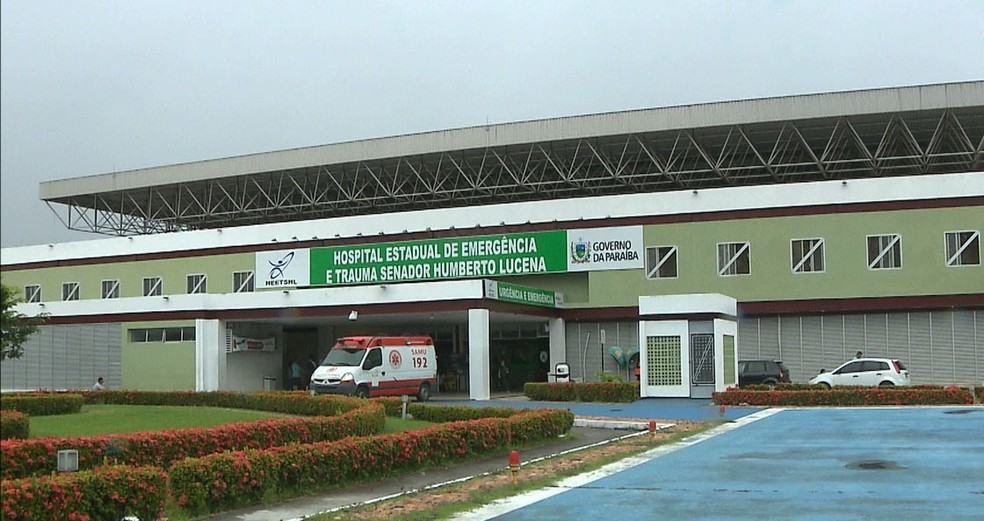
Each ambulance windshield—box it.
[321,348,365,367]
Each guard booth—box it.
[637,294,738,398]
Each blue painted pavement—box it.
[463,407,984,521]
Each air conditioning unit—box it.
[57,449,79,472]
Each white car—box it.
[809,358,911,388]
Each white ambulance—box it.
[310,335,438,401]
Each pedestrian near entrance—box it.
[497,360,510,392]
[288,359,302,390]
[305,356,319,390]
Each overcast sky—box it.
[2,1,982,249]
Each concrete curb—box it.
[573,418,671,430]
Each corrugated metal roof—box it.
[39,81,984,199]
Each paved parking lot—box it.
[456,407,984,521]
[435,396,763,422]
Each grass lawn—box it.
[28,405,298,438]
[27,404,435,438]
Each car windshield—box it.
[321,348,366,367]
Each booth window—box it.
[645,246,678,279]
[791,238,825,273]
[717,242,750,276]
[233,271,255,293]
[62,282,80,301]
[945,230,980,266]
[143,277,162,297]
[24,284,41,303]
[867,234,902,270]
[101,279,120,299]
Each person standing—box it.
[497,359,510,392]
[92,377,105,391]
[288,359,302,390]
[305,355,319,390]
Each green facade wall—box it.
[121,320,197,390]
[2,206,980,308]
[585,206,983,307]
[3,253,254,301]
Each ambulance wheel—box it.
[417,383,431,402]
[355,385,370,399]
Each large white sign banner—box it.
[255,249,311,289]
[566,226,644,272]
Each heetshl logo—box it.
[265,251,298,287]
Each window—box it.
[233,271,254,293]
[128,327,195,343]
[645,246,678,279]
[187,274,207,294]
[791,238,824,273]
[363,348,382,369]
[717,242,750,276]
[834,361,862,374]
[62,282,79,301]
[861,360,890,372]
[867,234,902,270]
[945,230,980,266]
[24,285,41,303]
[143,277,162,297]
[101,279,120,299]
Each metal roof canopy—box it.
[41,82,984,236]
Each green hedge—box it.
[523,382,640,403]
[407,404,519,422]
[0,411,29,440]
[168,408,574,516]
[1,465,167,521]
[83,390,364,416]
[742,383,827,391]
[0,397,384,480]
[713,386,975,406]
[0,393,84,416]
[975,386,984,404]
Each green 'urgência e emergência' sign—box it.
[310,231,568,286]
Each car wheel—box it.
[818,382,831,390]
[355,385,370,399]
[417,382,431,402]
[763,379,778,389]
[878,381,895,387]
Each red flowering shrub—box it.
[0,411,29,440]
[0,398,385,480]
[713,386,975,406]
[168,407,574,516]
[523,382,640,402]
[1,465,166,521]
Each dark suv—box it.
[738,360,791,387]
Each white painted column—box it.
[195,319,226,391]
[467,308,491,400]
[548,317,566,379]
